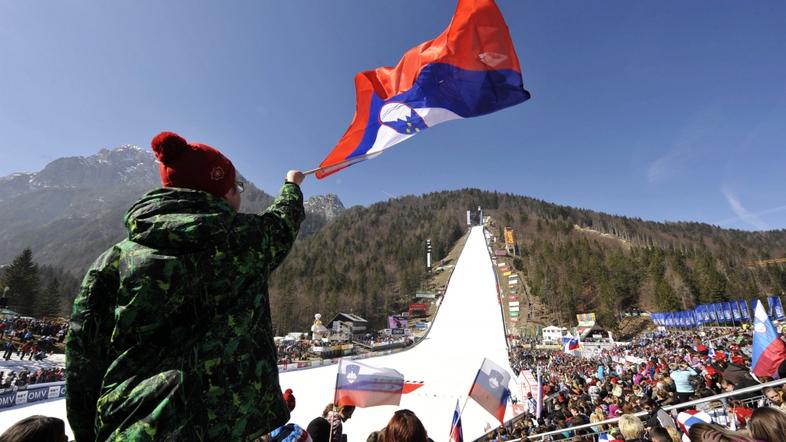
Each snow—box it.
[0,353,65,371]
[0,227,515,441]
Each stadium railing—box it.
[474,378,786,442]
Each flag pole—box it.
[449,395,471,441]
[329,359,342,442]
[303,152,380,176]
[453,358,489,439]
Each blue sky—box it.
[1,1,784,230]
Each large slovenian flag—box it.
[751,300,786,378]
[316,0,530,178]
[468,358,511,424]
[334,359,405,407]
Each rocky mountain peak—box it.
[304,194,345,221]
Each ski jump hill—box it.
[0,226,517,441]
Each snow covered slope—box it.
[0,226,515,441]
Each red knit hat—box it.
[151,131,236,198]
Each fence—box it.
[475,378,786,442]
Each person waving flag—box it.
[314,0,530,178]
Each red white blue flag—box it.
[468,358,511,424]
[751,300,786,378]
[562,336,580,352]
[449,399,463,442]
[334,359,405,407]
[676,410,712,442]
[316,0,530,178]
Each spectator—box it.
[306,416,332,442]
[0,415,68,442]
[763,386,786,413]
[687,422,756,442]
[617,414,645,442]
[65,131,306,441]
[669,363,697,403]
[383,409,428,442]
[748,407,786,442]
[648,427,671,442]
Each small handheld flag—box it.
[449,399,464,442]
[751,300,786,378]
[334,359,405,407]
[468,358,511,424]
[313,0,530,178]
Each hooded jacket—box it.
[66,183,304,441]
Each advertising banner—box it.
[509,306,520,312]
[732,302,742,321]
[739,300,751,321]
[706,304,716,322]
[509,301,520,307]
[576,313,596,324]
[722,302,733,321]
[0,382,66,410]
[768,295,785,320]
[388,315,408,329]
[408,304,428,317]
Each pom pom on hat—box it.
[151,131,236,198]
[151,131,189,163]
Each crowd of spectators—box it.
[0,367,65,390]
[276,340,314,365]
[354,333,412,349]
[485,328,786,441]
[1,317,67,361]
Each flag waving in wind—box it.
[334,359,405,407]
[751,300,786,378]
[468,358,511,424]
[562,335,580,353]
[316,0,530,178]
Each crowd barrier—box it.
[477,378,786,442]
[0,381,66,410]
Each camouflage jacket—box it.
[66,183,304,441]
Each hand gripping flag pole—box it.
[303,152,381,176]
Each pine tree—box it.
[39,276,61,317]
[1,248,40,315]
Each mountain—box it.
[268,189,786,332]
[0,146,343,274]
[3,148,786,332]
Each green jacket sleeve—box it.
[65,247,120,442]
[256,182,306,271]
